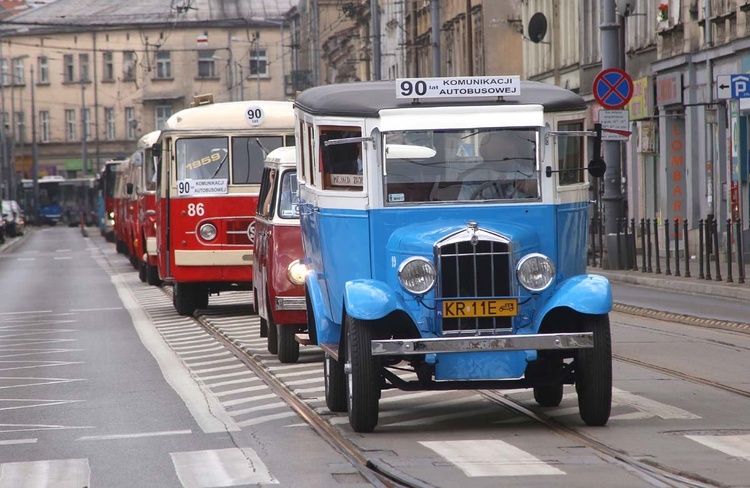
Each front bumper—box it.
[371,332,593,356]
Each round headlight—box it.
[398,257,436,295]
[287,259,308,285]
[199,223,217,241]
[517,253,555,292]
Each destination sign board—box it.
[395,76,521,99]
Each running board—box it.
[294,333,312,346]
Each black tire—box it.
[575,314,612,426]
[138,261,147,283]
[324,353,347,412]
[533,385,564,407]
[173,282,196,316]
[277,324,301,363]
[194,286,209,309]
[146,264,162,286]
[259,317,268,338]
[345,315,380,433]
[266,309,278,355]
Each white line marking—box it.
[225,394,283,413]
[171,448,278,486]
[108,274,238,434]
[227,401,286,415]
[53,257,72,260]
[214,385,270,397]
[17,258,36,261]
[0,439,36,445]
[611,388,700,419]
[77,430,192,441]
[68,307,124,312]
[0,311,52,317]
[686,434,750,461]
[0,424,93,433]
[55,249,72,253]
[204,377,260,388]
[0,458,91,488]
[235,411,297,427]
[420,440,565,477]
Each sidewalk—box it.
[588,254,750,302]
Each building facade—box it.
[0,0,292,199]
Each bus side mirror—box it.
[152,142,162,154]
[126,183,134,195]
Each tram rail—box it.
[167,284,735,488]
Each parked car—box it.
[253,146,308,363]
[1,200,24,237]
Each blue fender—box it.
[538,274,612,318]
[344,279,409,321]
[304,271,339,345]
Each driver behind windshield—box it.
[458,130,538,200]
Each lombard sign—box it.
[656,73,682,106]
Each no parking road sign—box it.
[593,68,634,110]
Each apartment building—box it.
[0,0,292,195]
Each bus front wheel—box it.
[575,314,612,426]
[345,315,381,433]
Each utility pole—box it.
[430,0,440,77]
[81,83,87,175]
[30,66,39,225]
[312,0,320,86]
[254,32,261,99]
[0,41,6,200]
[371,0,381,80]
[30,66,38,222]
[600,0,623,235]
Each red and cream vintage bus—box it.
[128,130,161,285]
[153,99,295,315]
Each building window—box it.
[197,50,216,78]
[65,109,76,141]
[123,51,136,81]
[0,59,8,86]
[39,110,50,143]
[105,107,115,140]
[155,105,172,129]
[13,112,24,144]
[125,107,136,140]
[155,51,171,79]
[82,108,92,141]
[102,52,114,81]
[249,47,268,77]
[64,54,75,82]
[37,56,49,84]
[13,58,24,85]
[79,53,90,82]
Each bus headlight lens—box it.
[517,253,555,292]
[398,257,436,295]
[287,259,308,285]
[199,223,217,241]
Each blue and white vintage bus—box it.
[294,77,612,433]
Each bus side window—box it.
[319,127,363,191]
[261,169,276,217]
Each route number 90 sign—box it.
[245,106,265,126]
[396,76,521,99]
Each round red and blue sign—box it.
[593,68,633,110]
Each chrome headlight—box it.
[398,257,436,295]
[199,222,217,241]
[108,211,115,219]
[517,253,555,292]
[287,259,308,285]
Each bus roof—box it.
[163,100,294,131]
[295,80,585,117]
[138,130,161,149]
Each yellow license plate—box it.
[442,299,518,318]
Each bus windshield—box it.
[175,135,285,184]
[383,128,539,204]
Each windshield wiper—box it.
[210,152,229,179]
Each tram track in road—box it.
[160,286,430,488]
[480,391,718,488]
